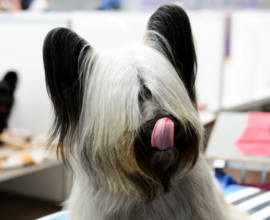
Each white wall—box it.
[71,12,150,51]
[189,11,225,110]
[222,11,270,109]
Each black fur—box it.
[0,71,18,133]
[43,27,91,157]
[147,5,197,104]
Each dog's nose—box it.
[151,117,174,150]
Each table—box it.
[0,159,60,182]
[206,112,270,182]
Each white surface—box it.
[71,11,150,51]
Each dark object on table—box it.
[0,71,18,135]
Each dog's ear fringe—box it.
[145,4,197,105]
[43,27,93,163]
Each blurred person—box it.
[21,0,52,10]
[28,0,52,11]
[0,0,51,11]
[0,0,21,11]
[98,0,120,10]
[21,0,33,9]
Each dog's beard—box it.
[132,115,200,202]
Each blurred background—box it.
[0,0,270,219]
[1,0,270,11]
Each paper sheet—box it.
[236,112,270,156]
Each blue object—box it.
[215,172,246,194]
[37,211,68,220]
[98,0,120,10]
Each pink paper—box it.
[236,112,270,156]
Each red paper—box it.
[236,112,270,156]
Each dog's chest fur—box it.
[67,155,227,220]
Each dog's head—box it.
[43,5,203,202]
[0,71,18,133]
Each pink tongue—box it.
[151,117,174,150]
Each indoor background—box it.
[0,0,269,219]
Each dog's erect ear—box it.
[43,27,92,148]
[146,5,197,104]
[2,71,18,93]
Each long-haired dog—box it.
[43,5,249,220]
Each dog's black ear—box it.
[146,5,197,104]
[2,71,18,93]
[43,27,92,149]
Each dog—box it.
[43,4,249,220]
[0,71,18,135]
